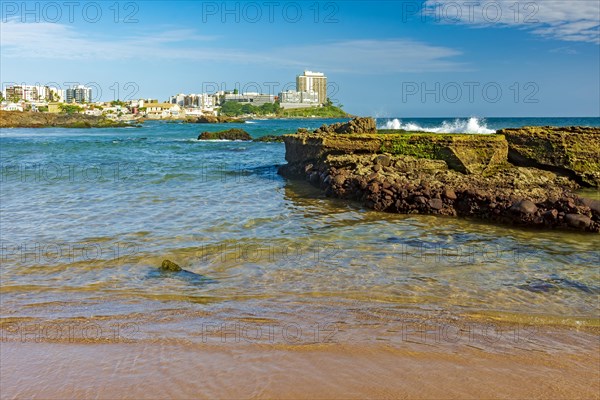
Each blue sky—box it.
[1,0,599,116]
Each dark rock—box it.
[543,209,559,221]
[253,135,284,143]
[565,214,592,229]
[443,188,457,201]
[580,198,600,214]
[198,128,251,140]
[160,259,182,272]
[510,200,538,214]
[429,198,444,210]
[309,172,320,184]
[414,196,427,205]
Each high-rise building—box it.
[65,85,92,103]
[296,71,327,105]
[3,85,58,102]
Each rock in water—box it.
[510,200,538,214]
[314,117,377,134]
[197,129,251,140]
[565,214,592,229]
[160,259,182,272]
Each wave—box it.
[378,117,495,134]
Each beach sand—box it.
[2,326,598,399]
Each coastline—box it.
[0,111,135,128]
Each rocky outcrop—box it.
[498,126,600,187]
[197,128,252,140]
[0,111,132,128]
[253,135,284,143]
[284,130,507,175]
[314,117,377,134]
[279,119,600,232]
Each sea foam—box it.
[378,117,495,134]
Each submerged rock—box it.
[160,259,182,272]
[253,135,284,143]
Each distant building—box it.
[2,85,64,103]
[279,90,320,109]
[222,92,275,106]
[296,71,327,105]
[144,103,181,119]
[2,102,24,112]
[66,85,92,104]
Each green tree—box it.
[220,101,243,116]
[233,88,239,94]
[241,103,254,114]
[60,104,83,114]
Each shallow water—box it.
[1,119,599,330]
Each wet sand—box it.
[2,329,598,399]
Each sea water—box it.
[1,117,599,345]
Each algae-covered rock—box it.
[498,126,600,187]
[253,135,284,143]
[282,132,507,175]
[160,259,182,272]
[379,133,508,174]
[314,117,377,134]
[197,128,251,140]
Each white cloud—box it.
[0,20,464,73]
[423,0,600,43]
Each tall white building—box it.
[296,71,327,105]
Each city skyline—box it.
[1,1,599,116]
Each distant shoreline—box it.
[0,111,135,128]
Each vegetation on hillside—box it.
[219,97,350,118]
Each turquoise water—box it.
[1,118,599,338]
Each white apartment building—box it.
[296,71,327,105]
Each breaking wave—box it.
[378,117,495,134]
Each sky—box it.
[1,0,599,117]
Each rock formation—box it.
[197,128,252,140]
[279,118,600,232]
